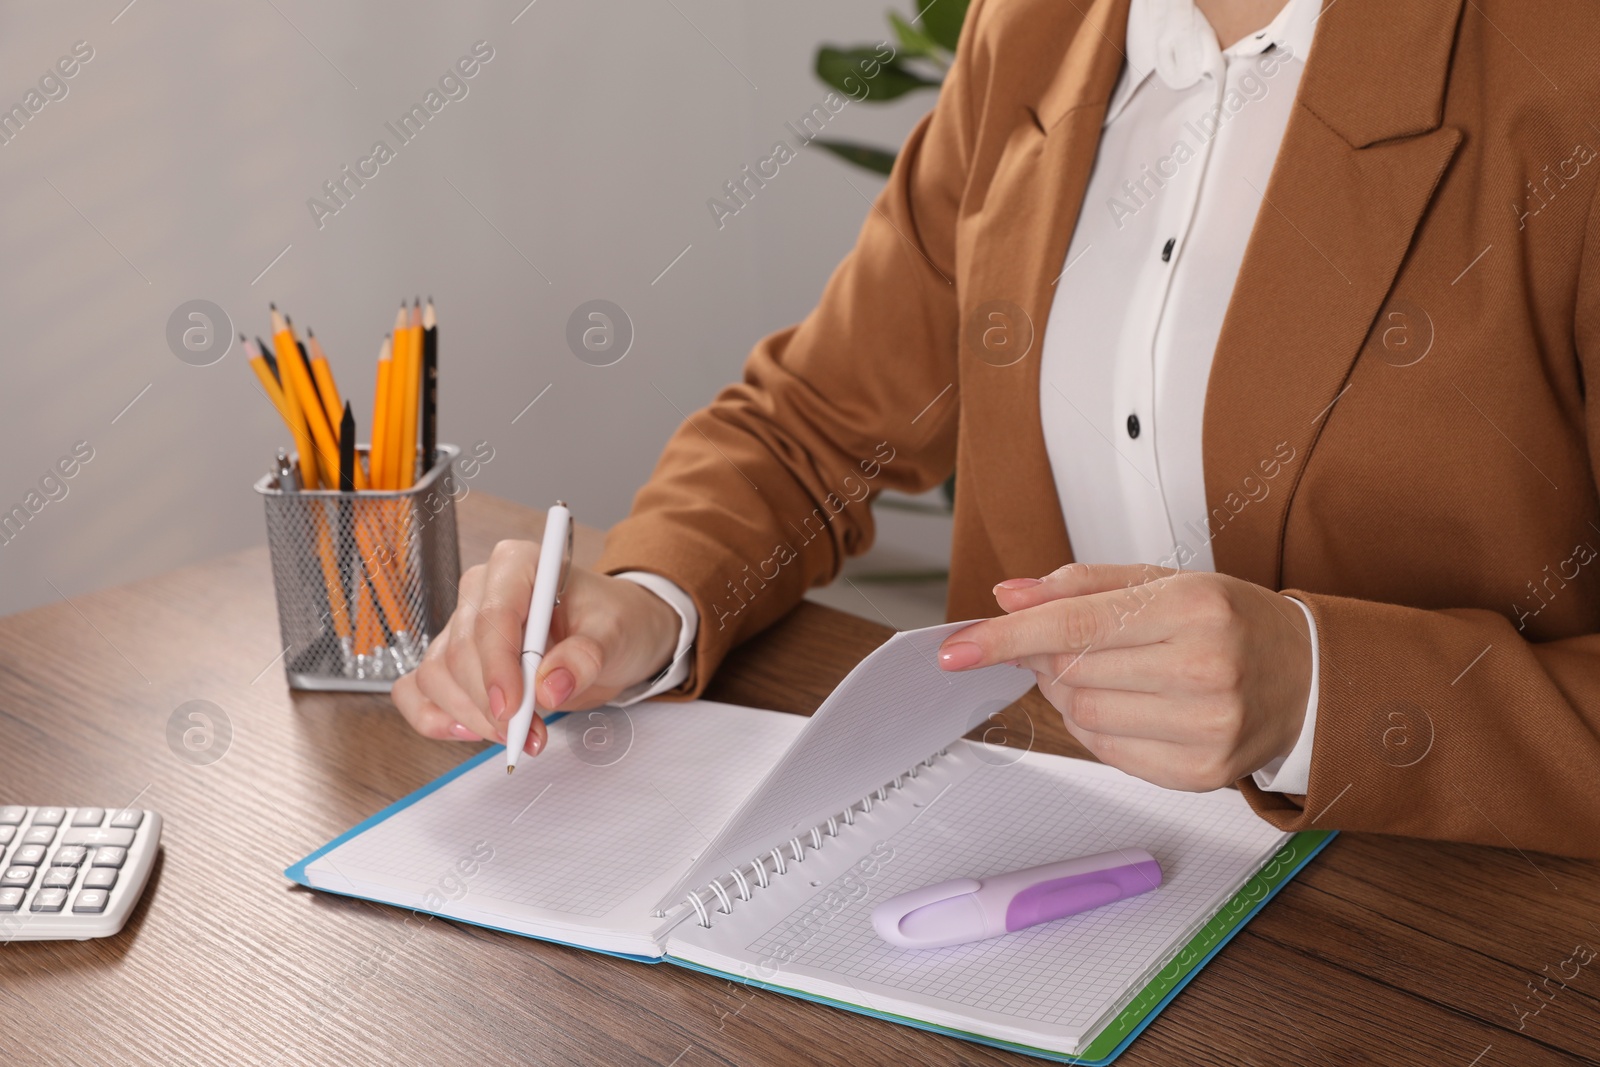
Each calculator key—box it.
[22,826,57,846]
[62,828,134,848]
[91,847,127,869]
[2,866,36,888]
[72,889,109,914]
[30,807,66,827]
[12,845,47,867]
[42,867,77,890]
[0,887,23,912]
[0,826,14,846]
[30,887,67,912]
[108,809,144,830]
[82,867,117,891]
[0,806,25,826]
[70,808,105,827]
[51,846,87,868]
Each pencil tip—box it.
[306,326,314,337]
[268,301,276,309]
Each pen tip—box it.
[506,765,515,775]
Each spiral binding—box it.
[680,747,950,929]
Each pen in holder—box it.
[255,444,461,691]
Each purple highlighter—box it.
[871,850,1163,950]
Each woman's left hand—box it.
[936,563,1314,792]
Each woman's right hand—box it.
[391,538,684,756]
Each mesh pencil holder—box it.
[254,444,461,691]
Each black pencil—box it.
[422,298,438,470]
[337,401,358,669]
[338,402,356,493]
[255,336,279,384]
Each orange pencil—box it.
[353,518,409,640]
[354,577,380,658]
[246,337,295,431]
[395,295,422,489]
[348,344,409,642]
[306,328,344,429]
[275,314,348,490]
[267,307,318,489]
[310,505,353,644]
[369,336,392,492]
[386,303,410,490]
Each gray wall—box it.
[0,0,943,616]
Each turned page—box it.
[657,621,1036,912]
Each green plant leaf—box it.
[888,11,941,58]
[812,139,899,175]
[814,46,940,101]
[916,0,970,53]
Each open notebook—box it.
[288,622,1332,1063]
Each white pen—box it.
[505,501,573,773]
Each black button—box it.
[1127,413,1141,439]
[1161,238,1175,262]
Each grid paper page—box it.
[742,750,1286,1032]
[658,621,1035,910]
[309,701,802,920]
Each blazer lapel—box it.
[958,0,1130,579]
[1204,0,1466,587]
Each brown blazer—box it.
[597,0,1600,859]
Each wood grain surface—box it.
[1,492,1597,1065]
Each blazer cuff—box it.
[1249,595,1319,794]
[608,571,698,706]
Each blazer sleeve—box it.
[1239,179,1600,861]
[594,2,996,694]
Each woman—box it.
[395,0,1600,859]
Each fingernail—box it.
[938,641,982,671]
[449,723,480,741]
[526,731,543,756]
[489,685,506,720]
[995,577,1042,591]
[542,667,575,708]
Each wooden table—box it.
[2,493,1597,1066]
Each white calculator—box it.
[0,806,161,941]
